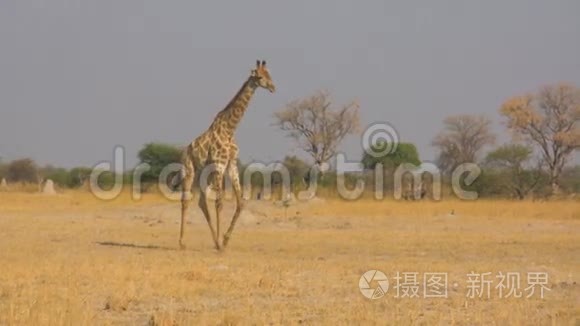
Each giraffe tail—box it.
[169,169,183,191]
[171,145,193,191]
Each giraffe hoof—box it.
[179,243,186,250]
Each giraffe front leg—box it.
[198,190,220,250]
[223,162,244,249]
[212,163,226,251]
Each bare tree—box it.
[432,114,496,173]
[500,83,580,195]
[273,90,360,167]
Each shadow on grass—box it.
[95,241,177,251]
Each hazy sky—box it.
[1,1,579,169]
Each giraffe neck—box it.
[210,78,257,137]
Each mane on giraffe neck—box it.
[210,77,257,134]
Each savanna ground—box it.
[0,190,578,325]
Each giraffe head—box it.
[250,60,276,93]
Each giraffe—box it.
[179,60,276,251]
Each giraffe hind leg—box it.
[179,158,195,250]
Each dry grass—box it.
[0,190,578,325]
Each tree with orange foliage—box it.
[500,83,580,195]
